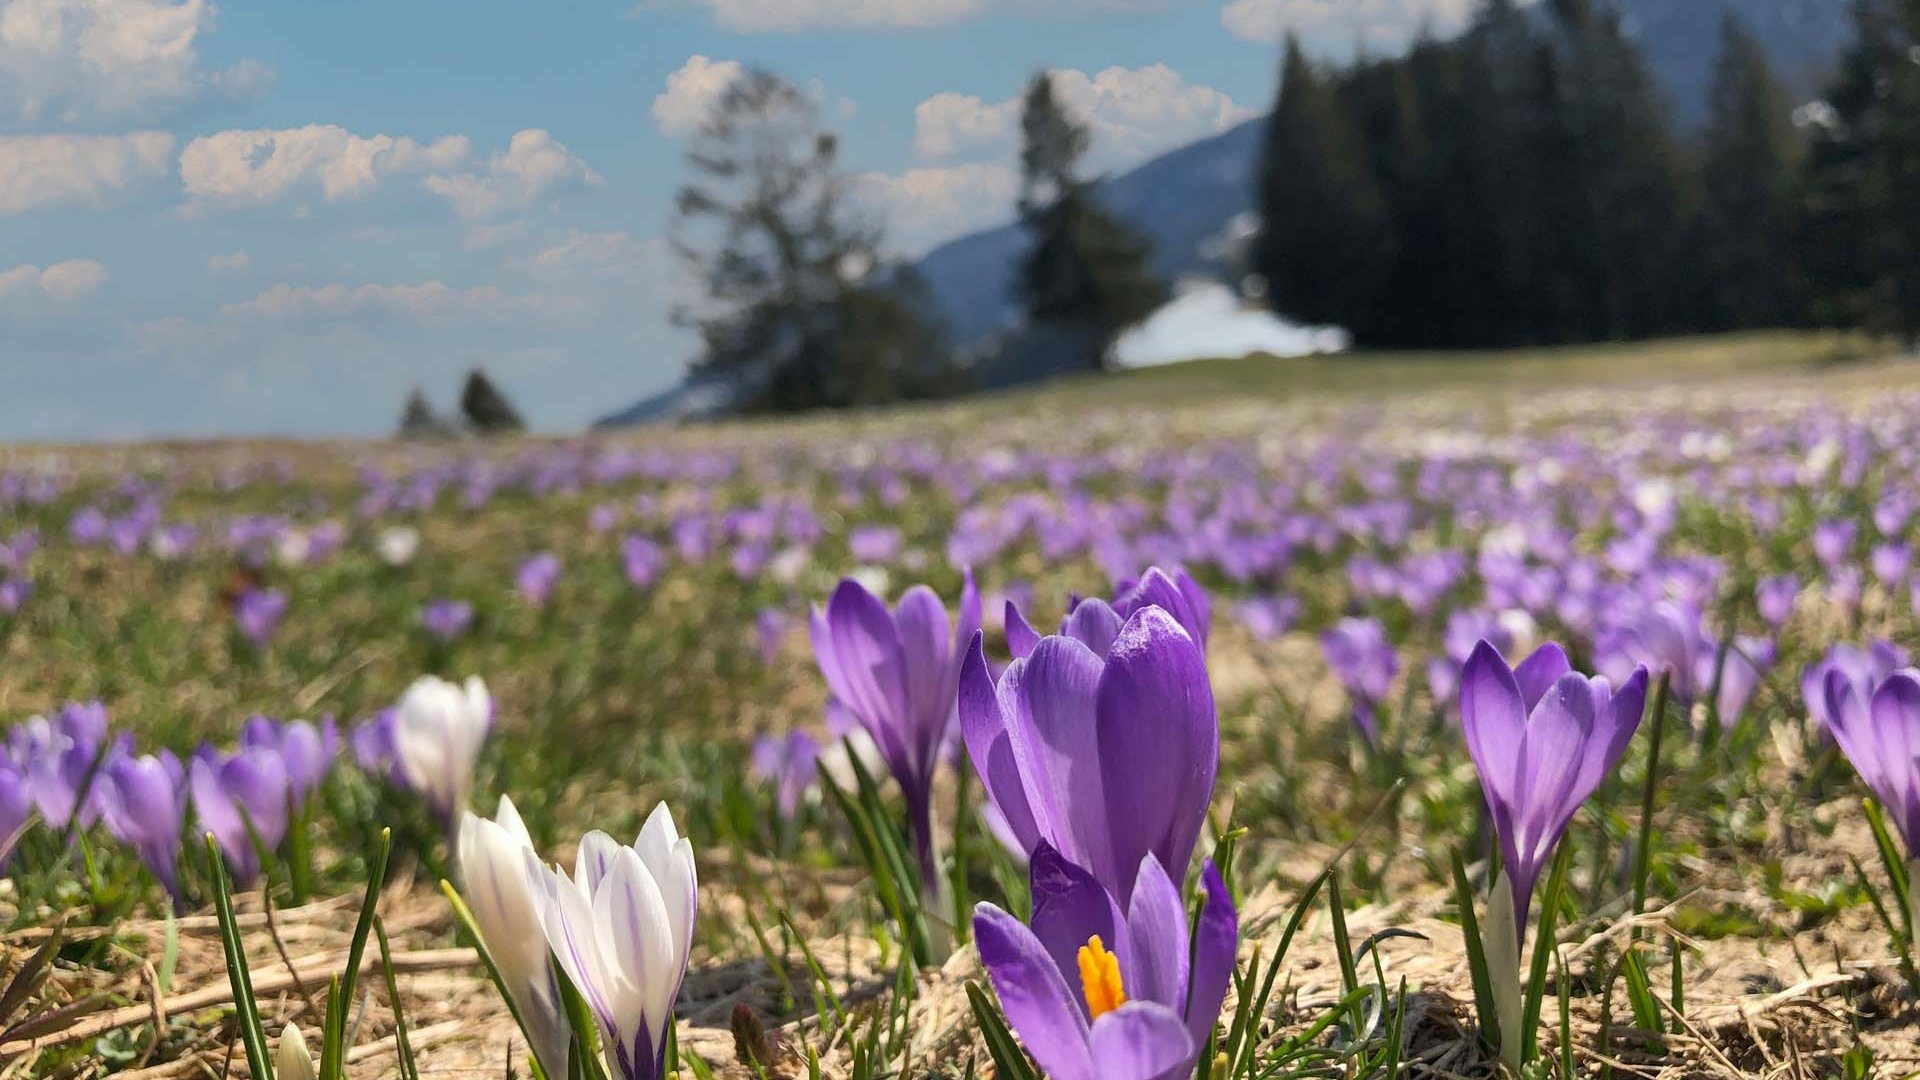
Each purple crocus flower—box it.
[1813,519,1857,568]
[517,553,563,608]
[755,608,788,665]
[1872,544,1912,589]
[1460,640,1649,929]
[103,751,188,899]
[1619,601,1707,702]
[1755,575,1798,630]
[14,704,116,832]
[421,598,474,643]
[0,761,30,870]
[972,846,1237,1080]
[1320,617,1398,746]
[190,744,291,886]
[233,587,288,650]
[350,708,406,788]
[1803,641,1909,739]
[623,535,664,589]
[848,525,904,564]
[0,577,30,614]
[1707,637,1773,731]
[1112,567,1211,654]
[239,716,339,809]
[811,571,980,892]
[960,606,1216,902]
[751,730,821,819]
[1004,566,1210,662]
[1233,595,1298,643]
[1821,670,1920,856]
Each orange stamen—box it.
[1077,934,1127,1019]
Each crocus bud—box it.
[526,803,697,1080]
[457,797,571,1078]
[277,1021,315,1080]
[392,675,491,825]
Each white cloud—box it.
[652,55,742,137]
[914,65,1255,171]
[1220,0,1477,48]
[0,259,107,300]
[514,229,663,276]
[421,129,600,219]
[207,250,248,272]
[0,131,172,212]
[179,125,471,206]
[660,0,985,32]
[462,221,527,251]
[854,164,1018,254]
[0,0,271,125]
[644,0,1168,31]
[914,92,1018,159]
[220,280,569,322]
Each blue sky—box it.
[0,0,1468,440]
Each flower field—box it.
[3,334,1920,1078]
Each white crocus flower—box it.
[277,1021,316,1080]
[377,525,421,567]
[392,675,491,824]
[527,803,696,1080]
[459,797,572,1078]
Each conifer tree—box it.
[1699,12,1804,328]
[1251,37,1392,333]
[396,388,451,439]
[460,370,526,434]
[1015,72,1164,371]
[1802,0,1920,341]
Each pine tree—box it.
[395,388,451,439]
[1539,0,1690,340]
[1250,37,1393,335]
[1699,12,1804,329]
[1015,72,1165,371]
[1802,0,1920,341]
[672,69,955,409]
[460,370,526,434]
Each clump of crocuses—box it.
[964,589,1236,1080]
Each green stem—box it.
[1631,669,1671,928]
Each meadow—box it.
[1,331,1918,1079]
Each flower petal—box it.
[1087,1002,1195,1080]
[1000,636,1109,877]
[974,903,1095,1080]
[1030,844,1128,1015]
[1096,609,1216,899]
[1185,860,1238,1055]
[1123,854,1189,1013]
[1461,641,1526,806]
[960,634,1041,857]
[1006,601,1042,661]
